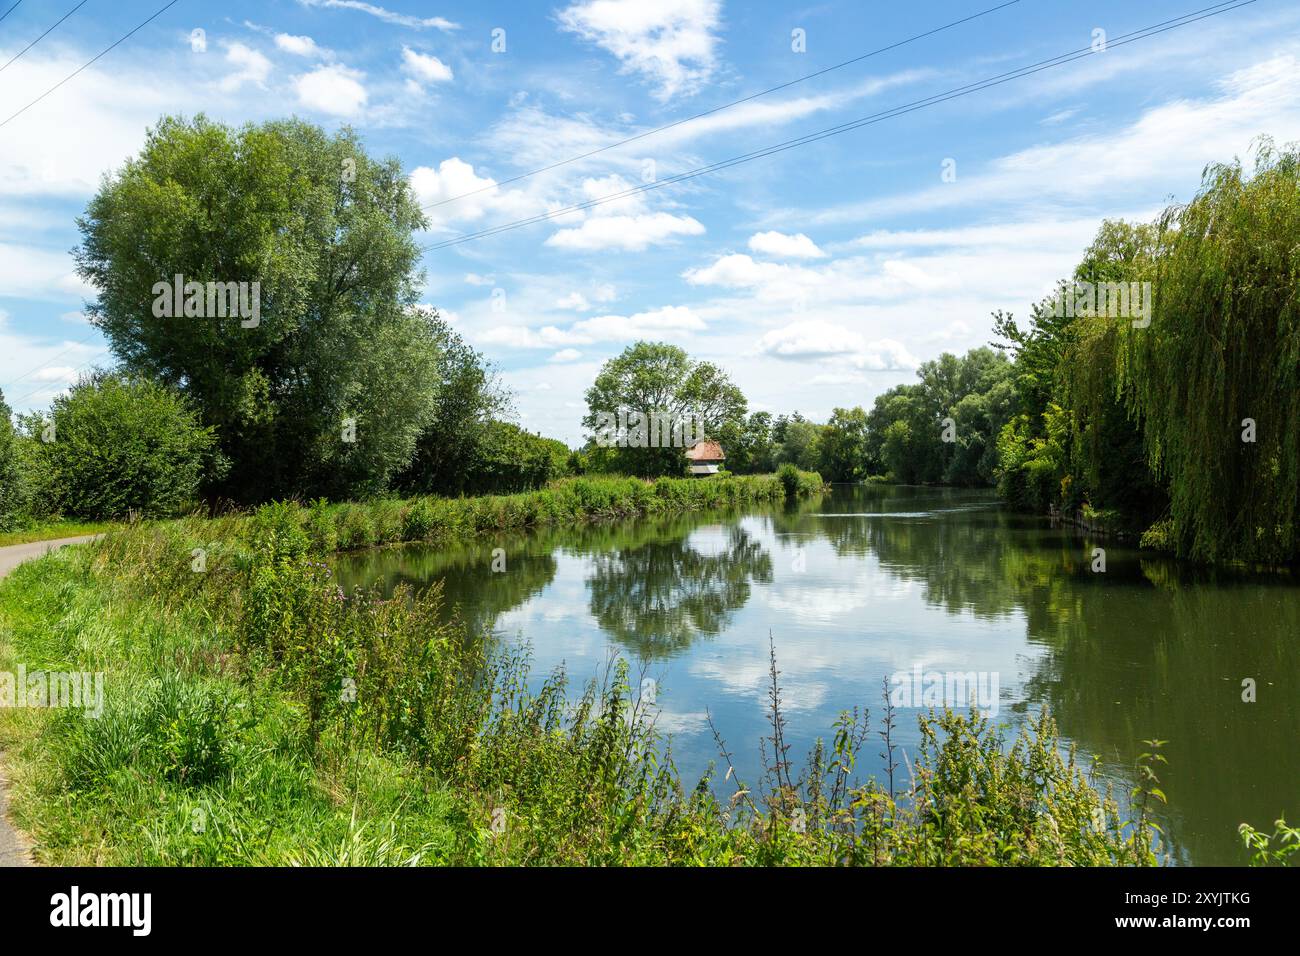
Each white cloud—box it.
[293,64,368,115]
[408,157,538,228]
[546,211,703,251]
[550,348,583,363]
[220,43,272,92]
[1040,107,1080,125]
[480,305,705,349]
[813,52,1300,225]
[0,242,95,300]
[463,272,495,286]
[296,0,458,31]
[275,33,322,57]
[543,174,704,251]
[401,46,453,84]
[556,292,590,311]
[748,231,825,259]
[557,0,722,100]
[754,321,917,370]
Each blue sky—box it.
[2,0,1298,443]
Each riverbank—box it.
[0,473,1166,866]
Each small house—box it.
[684,440,725,477]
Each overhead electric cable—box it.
[423,1,1255,251]
[419,0,1023,213]
[0,0,182,129]
[0,0,92,75]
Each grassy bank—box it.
[298,471,827,552]
[0,519,118,548]
[0,471,1169,866]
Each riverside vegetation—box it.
[0,471,1180,866]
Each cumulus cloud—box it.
[556,292,591,311]
[220,43,272,92]
[480,305,705,348]
[275,33,321,57]
[754,321,917,370]
[408,157,538,228]
[556,0,722,100]
[402,46,453,84]
[748,231,825,259]
[293,64,368,115]
[544,174,703,251]
[546,211,703,251]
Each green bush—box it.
[0,388,26,530]
[335,504,376,550]
[20,373,219,520]
[400,497,436,540]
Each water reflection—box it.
[586,523,773,660]
[334,485,1300,865]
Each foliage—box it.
[716,411,776,475]
[1115,142,1300,562]
[18,373,219,520]
[817,407,869,482]
[0,521,1162,866]
[775,415,822,472]
[992,144,1300,562]
[1239,816,1299,866]
[0,388,25,530]
[394,314,515,496]
[994,407,1068,513]
[74,115,438,503]
[862,349,1014,486]
[582,341,747,478]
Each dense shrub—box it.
[19,374,219,520]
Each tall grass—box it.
[284,473,817,553]
[0,506,1169,866]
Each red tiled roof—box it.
[685,440,725,461]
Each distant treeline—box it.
[846,139,1300,564]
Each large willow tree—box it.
[75,115,440,502]
[1118,141,1300,563]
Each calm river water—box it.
[335,484,1299,865]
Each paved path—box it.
[0,535,102,866]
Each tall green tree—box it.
[717,411,775,474]
[74,115,439,502]
[396,310,511,496]
[818,406,869,482]
[583,342,747,477]
[1115,142,1300,561]
[776,416,823,472]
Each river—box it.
[335,483,1299,865]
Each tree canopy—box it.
[583,341,747,477]
[75,115,439,502]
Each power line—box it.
[0,0,92,75]
[5,349,112,409]
[419,0,1024,214]
[0,0,183,129]
[0,2,24,28]
[423,0,1256,252]
[1,329,104,391]
[427,0,1252,250]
